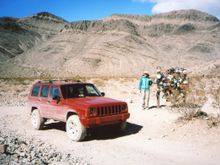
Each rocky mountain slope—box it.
[0,10,220,77]
[0,12,67,61]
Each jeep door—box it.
[38,85,51,118]
[48,85,65,121]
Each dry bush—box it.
[171,74,220,125]
[179,109,206,121]
[165,75,207,107]
[119,77,137,83]
[207,115,220,128]
[91,78,106,87]
[70,75,86,82]
[0,78,34,106]
[171,75,217,121]
[167,89,188,105]
[211,86,220,108]
[172,103,207,121]
[184,75,207,106]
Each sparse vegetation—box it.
[211,86,220,108]
[91,78,106,87]
[165,75,207,107]
[179,108,207,121]
[172,103,206,121]
[172,102,220,129]
[169,75,220,124]
[0,78,31,106]
[184,75,207,106]
[207,115,220,128]
[0,76,87,106]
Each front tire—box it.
[119,121,127,131]
[31,109,45,130]
[66,115,86,142]
[114,121,127,133]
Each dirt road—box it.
[1,100,220,165]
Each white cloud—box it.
[134,0,220,19]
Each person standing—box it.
[155,67,164,108]
[139,71,152,110]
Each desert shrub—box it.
[119,77,136,83]
[172,103,207,121]
[184,75,207,106]
[167,88,189,105]
[166,75,206,106]
[207,115,220,128]
[91,78,106,87]
[211,86,220,108]
[179,109,206,121]
[171,75,209,121]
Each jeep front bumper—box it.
[81,113,130,128]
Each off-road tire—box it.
[66,115,86,142]
[31,109,45,130]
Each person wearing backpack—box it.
[139,71,153,110]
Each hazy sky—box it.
[1,0,220,21]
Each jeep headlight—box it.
[89,107,97,117]
[121,104,127,112]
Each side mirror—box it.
[53,95,61,103]
[101,92,105,96]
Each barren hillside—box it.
[0,10,220,77]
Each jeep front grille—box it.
[97,105,123,116]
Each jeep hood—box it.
[63,97,125,109]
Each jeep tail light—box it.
[88,107,97,117]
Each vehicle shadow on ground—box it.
[85,122,143,141]
[43,121,66,131]
[42,122,143,141]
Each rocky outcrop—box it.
[0,12,67,62]
[0,9,220,77]
[64,19,139,36]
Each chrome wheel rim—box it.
[68,120,79,139]
[31,111,38,127]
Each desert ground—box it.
[0,77,220,165]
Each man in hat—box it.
[139,71,152,109]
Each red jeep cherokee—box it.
[27,80,130,141]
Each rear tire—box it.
[66,115,86,142]
[31,109,45,130]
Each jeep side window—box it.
[85,85,99,96]
[40,86,49,97]
[61,84,101,99]
[31,86,40,97]
[50,86,60,98]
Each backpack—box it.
[149,79,153,86]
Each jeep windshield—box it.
[61,84,102,99]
